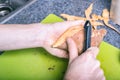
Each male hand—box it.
[64,38,105,80]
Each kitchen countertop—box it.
[4,0,120,48]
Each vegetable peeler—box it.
[83,20,92,52]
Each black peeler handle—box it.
[83,20,92,52]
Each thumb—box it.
[83,47,99,58]
[67,38,78,64]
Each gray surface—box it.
[0,0,36,23]
[4,0,120,48]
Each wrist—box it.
[31,23,47,47]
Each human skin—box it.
[0,20,84,58]
[64,38,105,80]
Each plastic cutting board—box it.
[0,14,120,80]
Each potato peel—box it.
[85,3,93,20]
[52,25,84,48]
[60,4,120,34]
[53,3,120,51]
[102,9,120,34]
[102,9,109,19]
[91,20,104,29]
[104,20,120,34]
[92,14,103,20]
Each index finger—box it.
[67,38,78,64]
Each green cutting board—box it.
[0,14,120,80]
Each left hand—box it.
[41,20,84,58]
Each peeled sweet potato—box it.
[53,28,107,54]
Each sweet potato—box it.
[53,28,107,54]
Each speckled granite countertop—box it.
[4,0,120,48]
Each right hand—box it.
[64,38,105,80]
